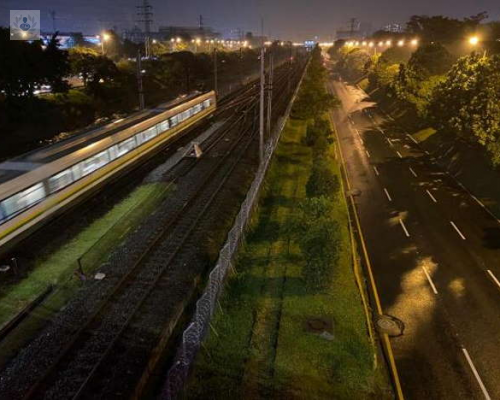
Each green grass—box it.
[0,182,167,329]
[186,118,389,399]
[413,127,436,143]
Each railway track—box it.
[0,58,307,400]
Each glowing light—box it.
[469,36,479,46]
[411,39,419,46]
[398,40,404,47]
[386,40,392,46]
[102,33,111,41]
[362,41,367,46]
[378,41,384,47]
[368,42,374,47]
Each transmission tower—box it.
[49,10,57,32]
[137,0,153,57]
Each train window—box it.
[194,104,202,113]
[49,169,74,193]
[170,115,179,127]
[159,120,169,132]
[1,183,46,221]
[135,131,145,146]
[108,145,118,161]
[82,150,110,176]
[142,127,157,142]
[117,137,136,157]
[0,204,6,224]
[203,99,211,108]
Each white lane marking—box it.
[399,219,410,237]
[387,138,394,147]
[378,128,385,135]
[365,150,371,158]
[450,221,466,240]
[462,348,492,400]
[426,190,438,203]
[422,267,438,294]
[354,129,362,140]
[486,270,500,290]
[384,188,393,202]
[407,134,419,144]
[373,166,380,176]
[409,167,418,178]
[425,150,430,155]
[396,151,403,158]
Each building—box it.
[157,25,220,41]
[41,32,100,49]
[383,23,404,33]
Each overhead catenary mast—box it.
[137,0,153,58]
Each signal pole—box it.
[213,48,218,95]
[137,50,145,110]
[259,19,265,164]
[266,52,273,138]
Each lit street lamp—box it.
[469,36,479,46]
[100,32,110,55]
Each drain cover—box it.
[375,315,405,337]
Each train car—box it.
[0,91,217,255]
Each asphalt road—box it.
[328,77,500,400]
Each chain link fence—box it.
[160,62,308,400]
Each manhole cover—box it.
[375,315,405,337]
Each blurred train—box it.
[0,91,217,255]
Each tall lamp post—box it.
[100,32,110,55]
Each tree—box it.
[430,54,500,164]
[405,14,487,44]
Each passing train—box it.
[0,91,217,255]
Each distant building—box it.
[157,25,220,41]
[383,23,404,33]
[41,32,100,49]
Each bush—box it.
[287,197,340,291]
[306,157,339,198]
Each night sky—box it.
[1,0,499,41]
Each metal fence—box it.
[160,63,308,400]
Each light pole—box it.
[213,48,218,95]
[100,32,110,55]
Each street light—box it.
[398,40,404,47]
[101,32,111,55]
[410,39,419,46]
[469,36,479,46]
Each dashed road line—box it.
[373,166,380,176]
[450,221,466,240]
[365,150,371,158]
[396,151,403,158]
[409,167,418,178]
[387,138,394,147]
[426,190,438,203]
[462,348,492,400]
[399,219,410,237]
[422,267,438,294]
[384,188,393,202]
[486,270,500,290]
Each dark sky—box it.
[1,0,499,41]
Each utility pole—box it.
[49,10,56,32]
[266,52,273,138]
[259,18,265,164]
[213,48,218,95]
[137,50,145,110]
[137,0,153,58]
